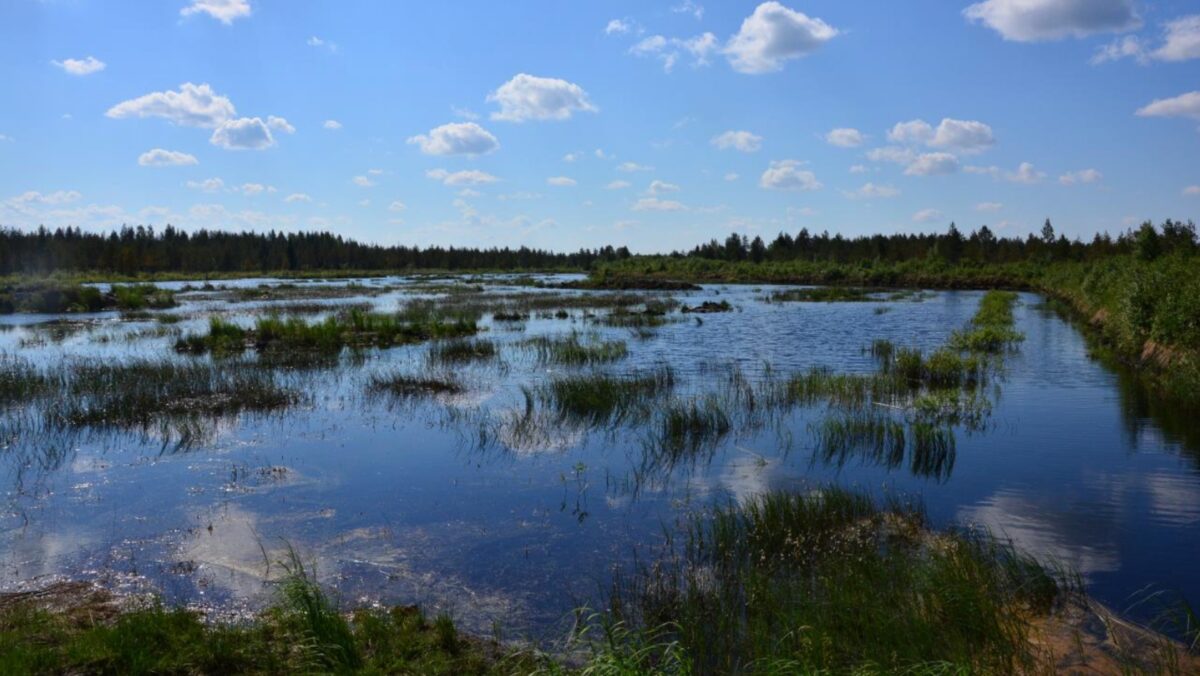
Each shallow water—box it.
[1,276,1198,638]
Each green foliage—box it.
[525,333,629,365]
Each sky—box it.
[1,0,1199,253]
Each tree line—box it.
[1,219,1195,276]
[0,225,632,276]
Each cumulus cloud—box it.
[237,183,274,196]
[913,208,943,223]
[323,119,342,130]
[759,160,822,191]
[6,190,83,206]
[605,180,632,190]
[186,178,224,192]
[976,201,1003,211]
[488,74,597,122]
[963,0,1140,42]
[646,180,680,195]
[267,116,295,134]
[306,36,337,53]
[724,172,739,181]
[632,197,687,211]
[825,128,865,147]
[181,0,252,24]
[866,146,917,165]
[672,0,704,20]
[1059,168,1103,185]
[844,182,900,199]
[547,176,577,186]
[106,82,236,128]
[1182,185,1200,196]
[617,162,653,172]
[1091,35,1147,64]
[1153,15,1200,62]
[425,168,500,186]
[930,118,995,152]
[209,117,276,150]
[407,122,499,156]
[352,175,376,188]
[388,200,407,211]
[849,165,868,174]
[1007,162,1045,184]
[888,118,993,152]
[1136,91,1200,119]
[284,193,312,203]
[630,32,719,72]
[51,56,105,76]
[711,130,763,152]
[905,152,960,176]
[724,2,838,74]
[137,148,198,167]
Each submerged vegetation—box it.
[524,333,628,365]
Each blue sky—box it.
[1,0,1198,252]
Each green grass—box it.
[176,308,479,354]
[768,286,875,302]
[599,487,1061,674]
[525,333,629,365]
[542,368,675,426]
[429,338,498,365]
[368,372,464,399]
[0,282,175,314]
[0,555,535,675]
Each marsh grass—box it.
[0,558,526,674]
[542,368,675,426]
[368,372,464,400]
[601,487,1061,674]
[428,338,497,365]
[649,395,733,459]
[176,308,479,354]
[524,333,628,365]
[769,286,875,303]
[948,291,1024,354]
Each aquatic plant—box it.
[368,372,464,399]
[428,338,497,365]
[524,333,628,365]
[768,287,875,303]
[542,368,675,426]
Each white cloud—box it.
[594,148,608,159]
[407,121,499,156]
[547,176,577,187]
[759,159,822,191]
[889,118,993,152]
[209,117,276,150]
[367,168,383,175]
[913,208,943,223]
[181,0,252,24]
[51,56,105,76]
[845,182,901,199]
[137,148,198,167]
[425,168,500,186]
[630,32,719,72]
[724,2,838,74]
[849,164,868,174]
[1183,185,1200,196]
[930,118,994,152]
[352,175,375,188]
[825,128,865,148]
[306,36,337,52]
[186,178,224,193]
[1059,168,1103,185]
[1091,35,1146,64]
[605,180,632,190]
[867,146,917,165]
[647,180,680,195]
[617,162,653,172]
[266,116,294,134]
[1007,162,1045,184]
[711,130,763,152]
[284,193,312,203]
[672,0,704,20]
[6,190,83,206]
[1136,91,1200,119]
[724,172,739,181]
[975,201,1003,211]
[963,0,1140,42]
[632,197,687,212]
[237,183,274,196]
[323,119,342,130]
[1153,15,1200,62]
[562,152,580,162]
[106,82,235,128]
[605,19,633,35]
[388,200,407,212]
[487,74,597,122]
[905,152,960,176]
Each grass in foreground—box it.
[600,486,1061,674]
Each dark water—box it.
[1,277,1197,638]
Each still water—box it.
[1,276,1197,638]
